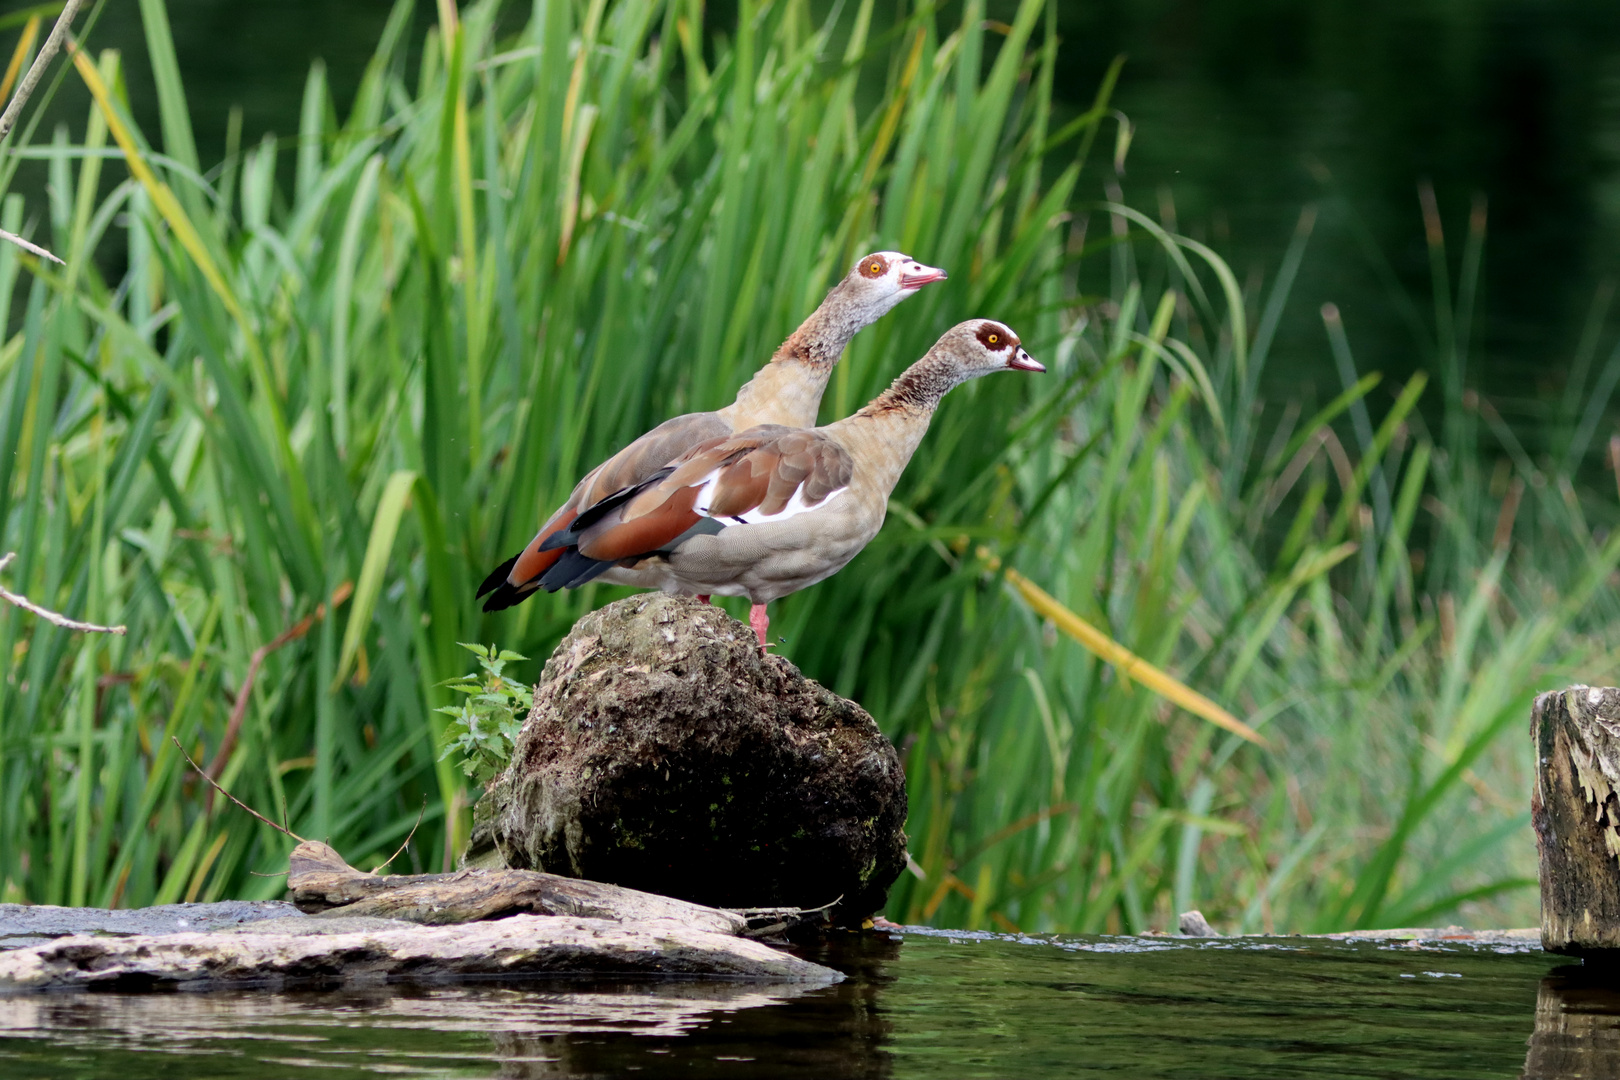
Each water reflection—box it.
[1523,964,1620,1079]
[0,936,899,1078]
[0,932,1571,1079]
[485,933,898,1079]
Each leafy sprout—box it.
[436,643,532,788]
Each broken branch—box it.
[205,581,353,785]
[173,735,305,842]
[0,551,125,634]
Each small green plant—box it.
[436,644,533,787]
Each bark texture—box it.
[1533,686,1620,954]
[469,594,907,924]
[288,840,745,936]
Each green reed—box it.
[0,0,1614,933]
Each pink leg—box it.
[696,594,712,604]
[748,603,770,653]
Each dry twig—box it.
[0,225,61,264]
[205,580,354,785]
[1610,434,1620,503]
[0,551,125,634]
[0,0,89,265]
[172,735,305,842]
[0,0,88,141]
[373,799,428,873]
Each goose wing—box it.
[535,425,854,591]
[478,411,732,610]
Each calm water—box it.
[0,929,1597,1079]
[1056,0,1620,448]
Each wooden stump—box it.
[470,594,908,925]
[1533,686,1620,955]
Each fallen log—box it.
[0,913,841,991]
[1533,686,1620,955]
[288,840,751,936]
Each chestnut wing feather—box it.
[581,412,733,507]
[572,426,853,562]
[478,411,731,608]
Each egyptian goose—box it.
[531,320,1043,649]
[479,251,947,611]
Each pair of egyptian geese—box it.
[478,251,1043,652]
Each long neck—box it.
[824,351,962,497]
[856,350,964,417]
[717,281,867,429]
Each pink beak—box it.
[1008,348,1044,373]
[899,263,948,291]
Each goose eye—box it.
[869,261,882,274]
[987,333,999,345]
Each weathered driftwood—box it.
[0,913,842,991]
[1533,686,1620,955]
[288,840,746,937]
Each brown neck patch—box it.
[863,355,958,415]
[771,274,873,366]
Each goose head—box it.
[835,250,947,321]
[944,319,1044,379]
[868,320,1043,414]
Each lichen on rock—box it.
[467,594,907,925]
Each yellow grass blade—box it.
[333,470,418,691]
[443,23,483,459]
[857,25,925,192]
[73,46,239,325]
[73,42,315,541]
[0,15,40,106]
[980,547,1270,748]
[556,103,596,265]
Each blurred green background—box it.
[44,0,1620,435]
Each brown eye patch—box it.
[976,322,1016,350]
[859,255,889,279]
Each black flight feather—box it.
[477,552,520,599]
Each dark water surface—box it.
[0,929,1595,1079]
[1055,0,1620,449]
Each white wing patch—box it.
[689,470,848,525]
[731,484,847,525]
[689,470,727,516]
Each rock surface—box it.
[0,900,299,950]
[470,594,908,924]
[0,914,841,991]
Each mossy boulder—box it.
[467,594,907,925]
